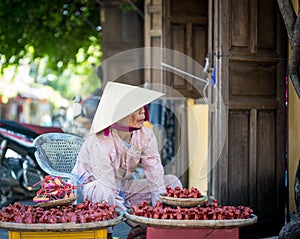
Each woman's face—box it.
[119,107,145,128]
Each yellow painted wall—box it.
[187,99,208,195]
[289,0,300,215]
[289,81,300,214]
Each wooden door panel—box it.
[230,0,278,54]
[192,25,207,65]
[257,0,277,50]
[229,61,277,98]
[170,24,186,53]
[170,0,207,16]
[228,111,250,205]
[256,110,276,218]
[231,0,250,50]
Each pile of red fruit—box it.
[0,199,117,223]
[132,200,253,220]
[131,186,254,220]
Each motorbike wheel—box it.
[0,166,20,208]
[0,192,11,208]
[20,167,45,192]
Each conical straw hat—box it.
[89,81,164,134]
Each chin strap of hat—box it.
[103,105,150,137]
[144,105,149,121]
[104,127,110,136]
[111,124,141,132]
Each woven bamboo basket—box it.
[37,197,76,208]
[124,210,257,229]
[158,194,207,207]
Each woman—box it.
[72,81,182,213]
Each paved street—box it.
[0,229,7,239]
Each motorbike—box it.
[0,120,63,207]
[72,94,101,137]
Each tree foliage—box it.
[0,0,102,70]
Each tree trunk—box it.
[277,0,300,98]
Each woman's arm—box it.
[73,136,126,210]
[141,128,165,204]
[72,141,94,184]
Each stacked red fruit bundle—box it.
[159,186,206,207]
[163,186,202,198]
[33,175,76,203]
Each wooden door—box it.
[145,0,210,186]
[210,0,287,238]
[100,0,144,86]
[146,1,287,237]
[164,0,209,98]
[145,0,209,95]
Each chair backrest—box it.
[33,132,84,175]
